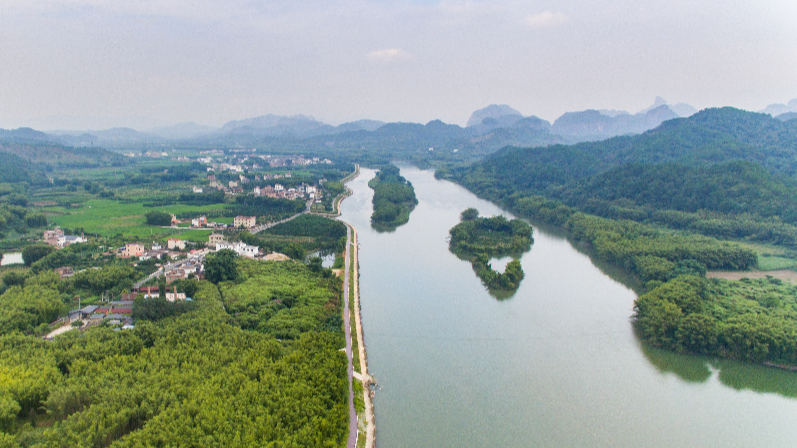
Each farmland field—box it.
[160,228,214,242]
[48,199,231,237]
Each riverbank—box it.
[316,164,360,218]
[336,166,375,448]
[351,225,375,448]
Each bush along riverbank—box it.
[448,208,533,294]
[635,275,797,367]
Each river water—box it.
[339,166,797,448]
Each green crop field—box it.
[159,229,214,243]
[48,199,231,238]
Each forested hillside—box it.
[441,107,797,367]
[446,108,797,192]
[442,108,797,247]
[0,142,127,168]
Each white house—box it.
[216,241,260,258]
[57,235,86,248]
[167,238,186,250]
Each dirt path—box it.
[707,269,797,284]
[45,321,78,339]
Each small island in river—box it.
[448,208,533,292]
[368,163,418,231]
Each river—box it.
[339,166,797,448]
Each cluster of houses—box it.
[258,154,333,167]
[46,219,289,337]
[139,285,190,301]
[167,214,230,231]
[118,240,187,261]
[66,284,197,331]
[43,227,87,248]
[71,301,135,327]
[253,183,318,201]
[122,151,170,158]
[208,232,260,258]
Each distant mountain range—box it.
[759,99,797,117]
[443,106,797,223]
[1,98,794,152]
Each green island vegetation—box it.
[439,108,797,366]
[448,208,532,292]
[367,163,418,231]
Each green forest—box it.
[440,108,797,366]
[635,276,797,365]
[368,164,418,231]
[448,209,532,292]
[0,259,348,447]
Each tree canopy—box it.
[204,249,239,284]
[368,163,418,230]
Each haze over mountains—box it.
[1,98,795,152]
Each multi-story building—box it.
[233,216,256,228]
[121,243,144,258]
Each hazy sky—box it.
[1,0,796,130]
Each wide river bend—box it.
[339,166,797,448]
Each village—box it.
[40,212,288,338]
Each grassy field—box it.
[757,255,797,271]
[740,242,797,271]
[159,229,213,243]
[48,199,230,238]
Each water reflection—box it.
[641,338,797,398]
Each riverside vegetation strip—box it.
[448,208,533,293]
